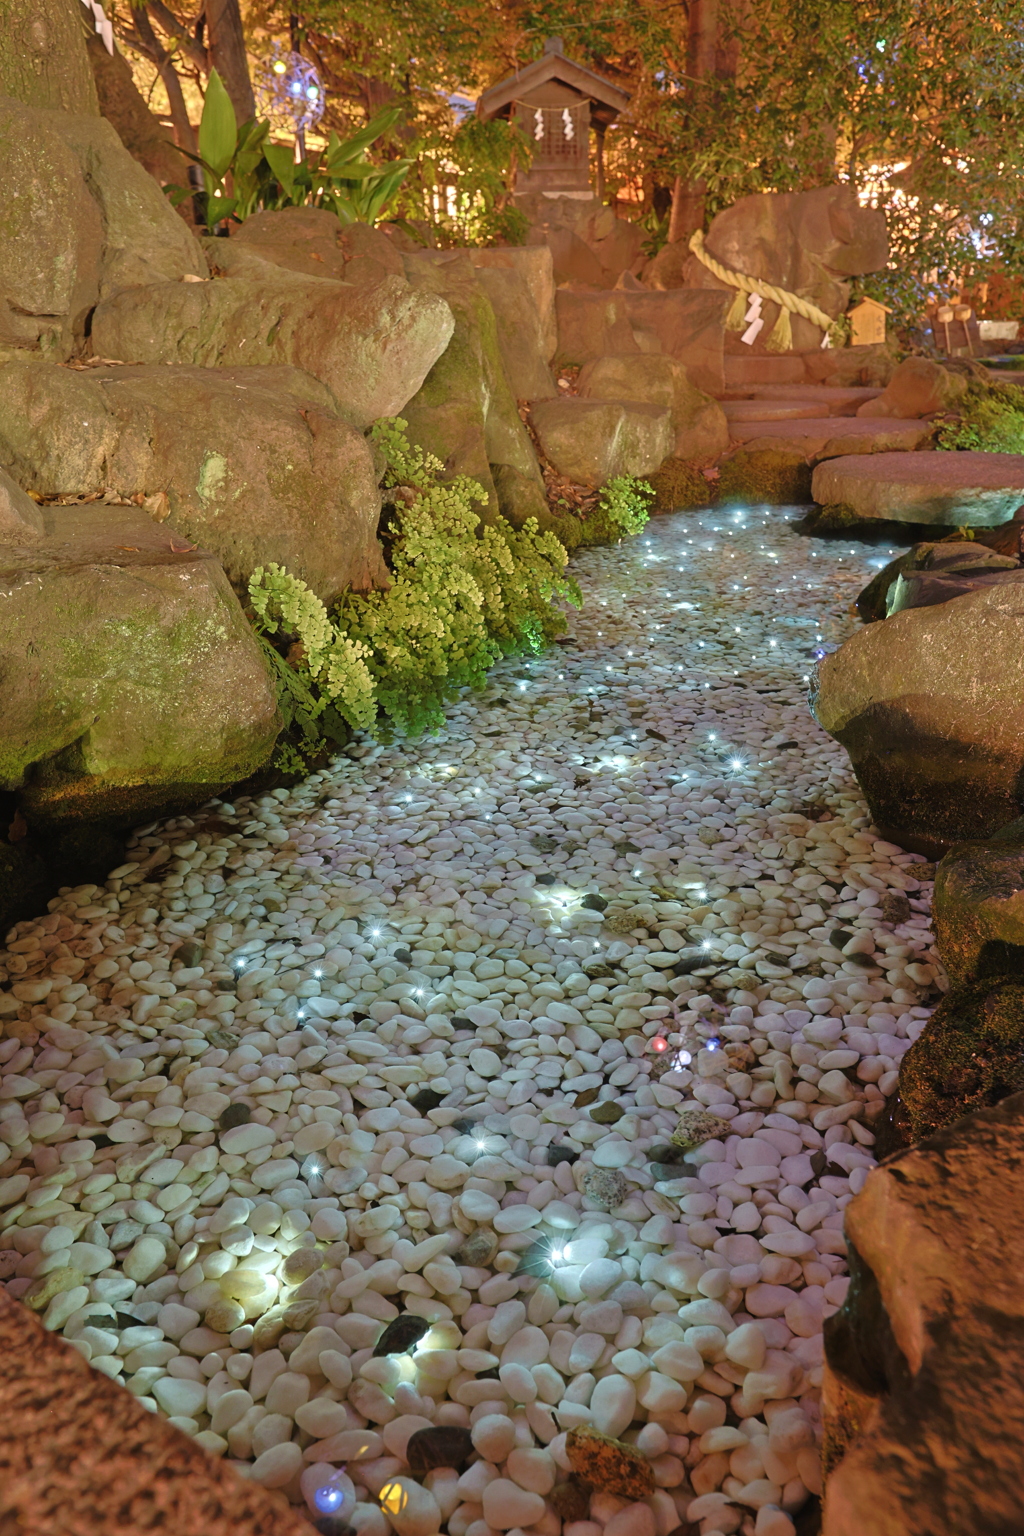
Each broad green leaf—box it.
[198,69,237,181]
[205,193,238,225]
[265,141,297,197]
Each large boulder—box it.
[518,196,646,288]
[397,251,547,525]
[680,185,887,352]
[576,353,728,460]
[466,248,557,399]
[230,206,406,285]
[858,540,1022,622]
[932,820,1024,984]
[856,356,968,419]
[0,504,279,830]
[90,268,454,430]
[0,97,205,360]
[822,1091,1024,1536]
[811,451,1024,525]
[529,398,673,487]
[811,580,1024,854]
[554,289,730,395]
[0,359,387,602]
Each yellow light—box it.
[380,1482,409,1517]
[273,59,287,73]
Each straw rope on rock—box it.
[688,230,838,353]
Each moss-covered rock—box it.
[715,448,812,507]
[933,819,1024,985]
[0,504,279,830]
[648,457,712,513]
[399,251,546,524]
[897,977,1024,1142]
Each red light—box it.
[651,1037,668,1052]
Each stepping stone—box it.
[812,450,1024,525]
[746,384,883,415]
[721,400,830,422]
[728,417,934,459]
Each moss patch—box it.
[716,448,812,507]
[648,457,711,513]
[898,976,1024,1141]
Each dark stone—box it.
[535,874,557,886]
[898,976,1024,1141]
[174,938,204,967]
[810,1150,828,1178]
[879,891,912,925]
[550,1480,592,1523]
[829,928,855,949]
[372,1314,430,1358]
[573,1088,599,1108]
[589,1101,624,1124]
[451,1118,477,1134]
[544,1145,579,1167]
[648,1144,687,1165]
[409,1088,446,1113]
[394,948,413,964]
[450,1016,473,1028]
[581,893,608,912]
[218,1103,252,1131]
[405,1425,474,1474]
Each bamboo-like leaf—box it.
[198,69,237,181]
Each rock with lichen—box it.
[580,1170,629,1211]
[565,1427,655,1499]
[671,1106,733,1150]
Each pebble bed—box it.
[0,508,938,1536]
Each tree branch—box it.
[130,2,197,152]
[146,0,209,70]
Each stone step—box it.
[727,417,935,459]
[720,399,830,422]
[721,383,884,416]
[723,354,810,386]
[811,450,1024,524]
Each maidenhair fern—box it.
[250,419,582,755]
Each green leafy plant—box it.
[595,475,655,537]
[396,117,534,247]
[249,418,582,759]
[938,386,1024,454]
[166,74,410,230]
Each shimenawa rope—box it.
[688,229,837,353]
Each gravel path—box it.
[0,508,938,1536]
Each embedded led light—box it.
[315,1486,344,1514]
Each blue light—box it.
[315,1485,344,1514]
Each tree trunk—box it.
[667,0,720,244]
[205,0,254,123]
[86,34,185,189]
[0,0,99,112]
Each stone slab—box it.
[724,384,883,415]
[729,418,934,460]
[0,1287,311,1536]
[812,450,1024,524]
[822,1090,1024,1536]
[721,399,831,421]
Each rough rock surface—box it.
[895,977,1024,1141]
[576,354,729,461]
[811,451,1024,526]
[730,418,934,461]
[518,196,646,289]
[0,465,44,543]
[399,251,547,524]
[823,1091,1024,1536]
[529,397,674,487]
[0,1286,312,1536]
[855,357,968,420]
[0,359,388,601]
[0,505,279,828]
[0,97,205,360]
[469,246,558,396]
[554,290,730,396]
[677,185,887,354]
[86,34,187,195]
[856,540,1021,622]
[932,819,1024,983]
[230,207,406,286]
[811,580,1024,854]
[90,270,454,430]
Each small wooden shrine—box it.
[476,37,629,198]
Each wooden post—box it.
[594,123,606,202]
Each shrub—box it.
[592,476,655,538]
[250,418,582,756]
[938,385,1024,454]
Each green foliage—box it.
[595,476,654,537]
[938,386,1024,455]
[397,117,534,247]
[249,418,582,757]
[166,83,409,230]
[648,458,712,513]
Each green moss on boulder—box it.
[648,458,711,513]
[898,976,1024,1141]
[716,449,812,507]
